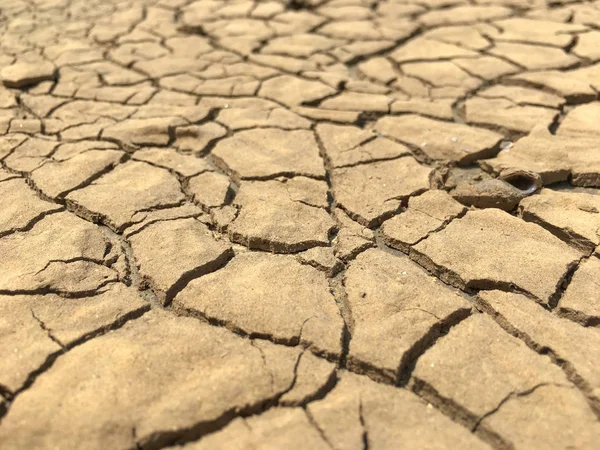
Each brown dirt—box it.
[1,0,600,449]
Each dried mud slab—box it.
[412,314,594,447]
[296,246,343,277]
[102,117,187,147]
[278,351,336,406]
[0,310,311,449]
[211,128,326,181]
[557,103,600,138]
[375,115,503,164]
[412,209,582,304]
[477,290,600,409]
[0,168,18,182]
[0,178,62,236]
[477,85,564,109]
[133,148,213,178]
[519,188,600,254]
[332,207,375,262]
[320,91,392,113]
[170,408,332,450]
[124,204,209,238]
[66,161,185,231]
[173,252,344,358]
[490,18,587,47]
[174,123,227,155]
[508,70,596,104]
[345,249,472,383]
[187,171,232,208]
[401,61,482,98]
[464,97,558,134]
[0,284,148,393]
[481,131,600,187]
[259,75,337,107]
[389,37,478,63]
[30,149,125,199]
[381,190,466,253]
[481,385,600,450]
[558,257,600,325]
[572,30,600,61]
[177,370,493,449]
[307,372,492,450]
[332,157,431,227]
[489,42,579,71]
[129,217,233,304]
[316,123,411,168]
[228,178,335,252]
[0,212,119,295]
[2,136,59,173]
[419,5,511,27]
[217,106,311,130]
[1,60,56,88]
[390,98,455,120]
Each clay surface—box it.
[1,0,599,449]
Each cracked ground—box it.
[1,0,600,448]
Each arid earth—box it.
[1,0,600,448]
